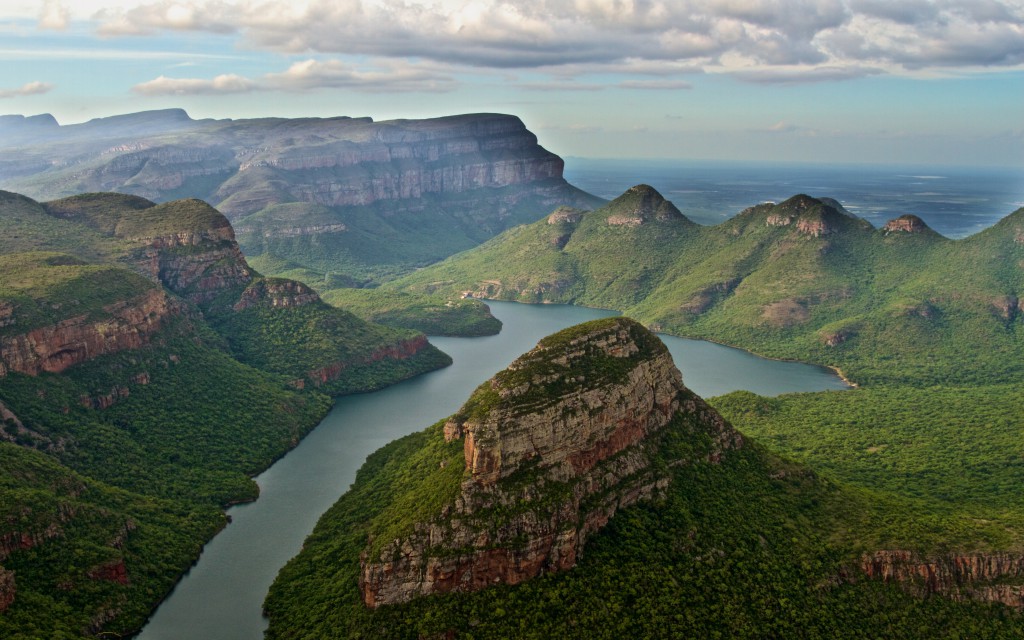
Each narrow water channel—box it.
[138,302,847,639]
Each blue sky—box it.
[1,0,1022,166]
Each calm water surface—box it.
[137,301,846,640]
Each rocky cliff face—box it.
[0,111,578,219]
[1,111,603,282]
[0,289,187,378]
[883,214,930,234]
[359,317,742,607]
[233,278,320,311]
[762,194,866,237]
[0,567,14,612]
[125,206,254,304]
[862,550,1024,609]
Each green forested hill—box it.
[282,184,1024,637]
[0,189,450,637]
[264,320,1024,639]
[392,187,1024,387]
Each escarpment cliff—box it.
[0,288,187,378]
[862,550,1024,609]
[0,111,604,281]
[358,317,742,607]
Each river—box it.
[137,301,847,639]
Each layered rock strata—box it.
[359,317,742,607]
[0,289,186,377]
[882,214,929,234]
[233,278,320,311]
[862,550,1024,609]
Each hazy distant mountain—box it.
[0,110,603,283]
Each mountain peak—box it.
[603,184,692,227]
[359,317,742,607]
[765,194,871,237]
[882,214,931,234]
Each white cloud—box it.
[9,0,1022,85]
[133,73,255,95]
[38,0,70,30]
[0,81,55,98]
[132,59,456,95]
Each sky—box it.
[0,0,1022,166]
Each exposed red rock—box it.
[133,227,253,304]
[360,318,742,607]
[862,550,1024,609]
[233,278,321,311]
[88,559,129,585]
[883,214,929,234]
[302,335,431,387]
[0,567,14,612]
[0,289,187,378]
[0,524,64,561]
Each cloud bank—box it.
[89,0,1024,77]
[132,59,457,95]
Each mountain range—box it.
[2,110,1023,639]
[391,185,1024,386]
[0,110,602,284]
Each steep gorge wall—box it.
[0,289,187,378]
[359,318,743,607]
[862,550,1024,609]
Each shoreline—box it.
[475,296,858,390]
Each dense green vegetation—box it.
[0,252,158,337]
[714,384,1024,522]
[392,189,1024,387]
[265,186,1024,638]
[0,189,454,637]
[209,299,452,394]
[0,444,225,640]
[320,288,502,336]
[266,398,1024,639]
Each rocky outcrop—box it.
[991,295,1019,321]
[883,214,929,234]
[606,185,688,226]
[296,334,432,389]
[131,221,254,304]
[0,566,14,612]
[233,278,320,311]
[359,317,742,607]
[87,559,129,585]
[862,550,1024,609]
[820,328,854,347]
[547,206,585,225]
[763,195,864,237]
[0,289,187,377]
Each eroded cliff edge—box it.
[358,317,743,607]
